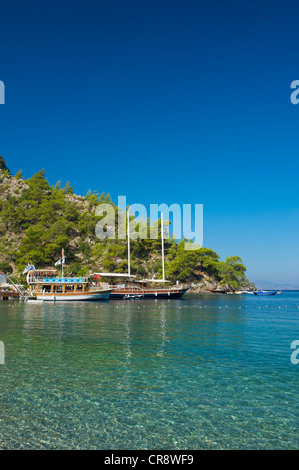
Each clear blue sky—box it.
[0,0,298,287]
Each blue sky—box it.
[0,0,298,287]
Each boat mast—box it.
[161,212,165,282]
[127,211,131,279]
[61,248,64,279]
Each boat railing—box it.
[128,286,144,294]
[113,285,145,295]
[144,285,188,291]
[111,284,188,293]
[27,275,89,284]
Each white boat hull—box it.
[35,290,111,301]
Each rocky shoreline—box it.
[186,275,220,294]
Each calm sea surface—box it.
[0,292,298,449]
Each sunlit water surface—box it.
[0,292,298,449]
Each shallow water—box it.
[0,292,298,449]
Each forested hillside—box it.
[0,158,254,291]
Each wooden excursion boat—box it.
[122,281,188,299]
[91,273,188,299]
[26,269,112,301]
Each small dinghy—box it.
[123,294,144,300]
[253,290,277,296]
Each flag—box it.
[55,249,65,266]
[23,263,34,274]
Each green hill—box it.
[0,158,254,291]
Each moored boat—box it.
[209,288,227,294]
[27,269,112,301]
[234,290,255,294]
[91,273,188,299]
[134,279,188,299]
[92,211,189,300]
[123,293,144,300]
[253,290,277,296]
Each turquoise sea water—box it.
[0,292,298,450]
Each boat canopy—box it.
[31,269,57,273]
[93,273,136,278]
[135,279,171,283]
[37,277,87,284]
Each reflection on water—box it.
[0,293,298,449]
